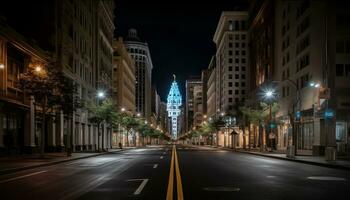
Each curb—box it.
[233,149,350,171]
[189,145,350,171]
[0,149,126,175]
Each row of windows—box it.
[228,74,246,79]
[282,86,290,98]
[228,66,246,72]
[228,42,247,48]
[296,34,310,55]
[228,58,246,64]
[228,82,246,87]
[228,50,246,56]
[228,98,245,104]
[336,40,350,54]
[228,90,246,95]
[228,20,247,31]
[296,16,309,37]
[336,64,350,77]
[296,53,310,72]
[229,34,247,41]
[128,48,146,55]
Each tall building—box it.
[207,56,217,119]
[248,0,276,150]
[193,85,203,129]
[124,29,153,121]
[201,69,210,118]
[0,22,49,154]
[0,0,115,153]
[167,76,182,139]
[213,11,249,116]
[185,77,202,132]
[273,0,350,157]
[112,37,136,113]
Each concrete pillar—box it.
[56,111,64,147]
[0,112,3,148]
[29,96,36,147]
[47,115,56,150]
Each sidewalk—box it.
[0,148,126,175]
[201,145,350,171]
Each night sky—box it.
[115,0,247,101]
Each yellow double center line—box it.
[166,145,184,200]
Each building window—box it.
[229,66,233,71]
[235,66,239,71]
[336,64,344,76]
[229,98,233,102]
[241,34,246,40]
[235,51,239,55]
[229,50,233,56]
[242,66,246,71]
[242,50,246,55]
[235,34,239,40]
[229,43,233,48]
[235,43,239,48]
[242,74,246,79]
[241,90,245,95]
[229,74,233,79]
[242,43,246,48]
[235,74,239,79]
[241,58,246,63]
[235,90,239,94]
[235,98,239,102]
[235,82,239,87]
[242,82,246,87]
[229,90,233,94]
[235,58,239,64]
[229,82,233,87]
[229,58,233,63]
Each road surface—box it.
[0,145,349,199]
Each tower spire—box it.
[173,74,176,81]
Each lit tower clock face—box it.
[166,75,182,139]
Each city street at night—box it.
[1,0,350,199]
[1,145,349,199]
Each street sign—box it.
[295,111,301,122]
[324,109,335,120]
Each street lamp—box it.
[35,65,42,73]
[0,63,4,69]
[121,107,126,112]
[263,87,277,152]
[97,91,105,99]
[137,113,141,117]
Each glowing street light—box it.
[220,112,225,117]
[35,66,42,73]
[121,107,126,112]
[136,113,141,117]
[97,91,105,99]
[144,120,148,124]
[0,63,4,69]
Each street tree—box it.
[20,64,80,156]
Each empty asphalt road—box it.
[0,145,349,200]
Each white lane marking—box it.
[266,175,276,178]
[203,186,240,192]
[127,179,149,195]
[0,170,47,184]
[160,156,163,159]
[153,164,158,169]
[307,176,346,181]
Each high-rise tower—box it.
[167,75,182,139]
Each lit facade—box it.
[167,76,182,139]
[124,29,153,121]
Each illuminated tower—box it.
[167,75,182,139]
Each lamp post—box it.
[264,88,276,152]
[96,90,106,151]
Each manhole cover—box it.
[307,176,346,181]
[203,187,240,192]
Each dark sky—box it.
[115,0,247,101]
